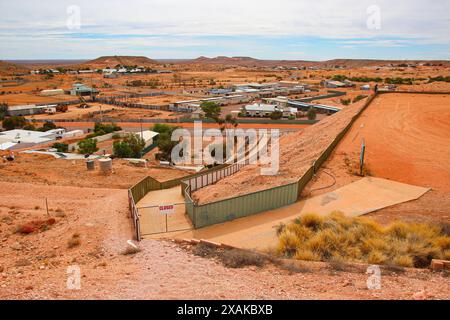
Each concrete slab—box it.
[173,177,430,250]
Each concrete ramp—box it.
[300,177,430,217]
[174,177,430,250]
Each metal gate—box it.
[138,202,193,236]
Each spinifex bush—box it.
[277,212,449,268]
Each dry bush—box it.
[279,261,311,274]
[67,233,81,248]
[193,244,268,269]
[277,212,449,268]
[193,242,216,258]
[219,249,266,268]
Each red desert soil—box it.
[1,182,448,300]
[303,93,450,225]
[0,153,191,189]
[192,97,370,204]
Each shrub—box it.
[2,116,28,130]
[51,143,68,153]
[352,95,367,103]
[113,141,134,158]
[219,249,266,268]
[67,233,81,248]
[77,138,98,155]
[306,107,317,120]
[276,213,448,268]
[340,98,351,106]
[269,111,283,120]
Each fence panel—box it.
[193,182,298,228]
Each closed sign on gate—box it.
[159,205,175,215]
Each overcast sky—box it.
[1,0,449,60]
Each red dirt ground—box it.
[1,182,448,300]
[304,93,450,225]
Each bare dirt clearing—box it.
[0,153,191,189]
[1,181,448,300]
[304,93,450,225]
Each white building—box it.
[40,89,65,96]
[243,103,297,118]
[0,128,75,151]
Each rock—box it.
[342,280,353,287]
[412,290,428,300]
[0,266,3,273]
[10,242,22,251]
[15,259,32,267]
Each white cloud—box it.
[0,0,449,59]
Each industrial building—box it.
[288,101,341,115]
[40,89,65,96]
[170,95,251,112]
[242,103,297,118]
[321,80,354,88]
[6,104,58,116]
[70,83,100,96]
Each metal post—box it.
[165,213,168,233]
[45,198,49,216]
[360,139,366,176]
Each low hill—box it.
[0,60,29,75]
[84,56,160,68]
[182,56,450,68]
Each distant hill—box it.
[188,56,316,67]
[181,56,450,68]
[84,56,160,68]
[0,60,29,74]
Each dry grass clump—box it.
[67,233,81,248]
[277,212,449,268]
[193,243,268,269]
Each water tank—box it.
[86,160,95,171]
[99,158,113,174]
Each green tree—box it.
[152,123,174,135]
[2,116,28,130]
[52,143,69,153]
[153,125,180,161]
[0,103,7,121]
[307,107,317,120]
[200,101,221,121]
[113,141,134,158]
[77,138,99,155]
[122,133,145,158]
[269,111,283,120]
[38,121,57,132]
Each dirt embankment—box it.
[303,93,450,225]
[193,97,370,204]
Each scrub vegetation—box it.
[277,212,450,268]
